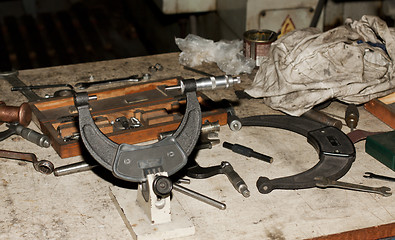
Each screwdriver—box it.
[345,104,359,131]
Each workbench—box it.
[0,52,394,240]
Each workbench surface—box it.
[0,53,394,240]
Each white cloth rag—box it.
[246,15,395,116]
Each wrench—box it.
[315,176,392,197]
[0,149,54,174]
[75,73,150,90]
[364,172,395,182]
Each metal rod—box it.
[54,161,97,176]
[173,183,226,210]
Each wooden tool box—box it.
[364,92,395,129]
[29,77,228,158]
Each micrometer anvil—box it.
[74,75,240,182]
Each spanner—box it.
[75,73,151,90]
[315,176,392,197]
[0,149,54,174]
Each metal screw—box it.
[167,151,175,158]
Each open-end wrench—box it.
[364,172,395,182]
[0,71,42,102]
[11,83,74,91]
[75,73,151,90]
[315,176,392,197]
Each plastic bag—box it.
[175,34,255,75]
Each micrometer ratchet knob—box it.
[166,76,241,93]
[345,104,359,131]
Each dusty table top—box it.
[0,53,394,240]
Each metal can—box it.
[243,29,277,66]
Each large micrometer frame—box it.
[240,115,356,193]
[74,91,202,182]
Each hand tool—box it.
[74,76,238,210]
[241,115,355,194]
[74,73,151,90]
[301,109,342,130]
[3,71,75,100]
[0,101,32,127]
[11,83,74,91]
[55,121,221,177]
[152,176,226,210]
[0,71,42,102]
[0,149,54,174]
[187,161,250,198]
[223,142,273,163]
[74,75,239,182]
[364,172,395,182]
[315,176,392,197]
[345,104,359,131]
[0,123,51,148]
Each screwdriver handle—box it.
[302,109,342,129]
[345,104,359,131]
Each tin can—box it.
[243,29,277,66]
